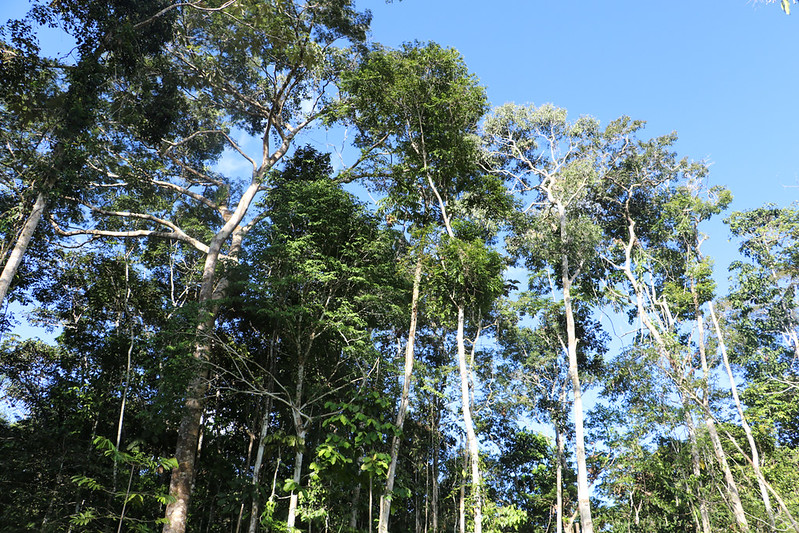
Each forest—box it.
[1,1,798,532]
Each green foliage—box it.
[65,436,177,530]
[341,41,489,228]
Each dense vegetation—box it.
[1,1,798,532]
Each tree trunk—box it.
[349,481,362,530]
[162,344,212,533]
[0,181,51,307]
[248,396,273,533]
[682,400,711,533]
[456,306,482,533]
[286,427,307,530]
[561,269,594,533]
[431,395,440,533]
[458,447,466,533]
[556,425,565,533]
[378,256,423,533]
[163,183,260,533]
[286,356,308,531]
[249,337,277,533]
[709,302,776,529]
[694,312,748,531]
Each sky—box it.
[364,0,799,278]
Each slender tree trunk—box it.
[114,257,135,493]
[431,396,440,533]
[456,306,482,533]
[0,180,52,306]
[561,268,594,533]
[236,430,256,533]
[378,256,423,533]
[286,426,307,530]
[249,337,277,533]
[709,302,776,529]
[248,396,273,533]
[458,447,466,533]
[286,357,307,531]
[694,311,748,531]
[556,425,565,533]
[349,481,362,530]
[682,401,712,533]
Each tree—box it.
[341,41,505,533]
[0,0,179,309]
[483,103,649,533]
[499,295,605,533]
[235,146,403,531]
[33,2,373,531]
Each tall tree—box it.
[0,0,179,308]
[39,2,372,531]
[483,103,648,533]
[235,146,403,531]
[341,41,501,532]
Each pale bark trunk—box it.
[248,397,273,533]
[369,475,374,533]
[248,337,277,533]
[556,426,565,533]
[694,312,748,531]
[709,302,776,529]
[286,357,307,530]
[236,430,255,533]
[378,256,423,533]
[458,447,466,533]
[349,481,361,530]
[456,306,482,533]
[682,403,712,533]
[431,396,440,533]
[0,183,51,307]
[562,269,593,533]
[286,428,306,530]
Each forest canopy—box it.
[1,2,798,533]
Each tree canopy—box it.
[1,2,799,533]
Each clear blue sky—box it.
[366,0,799,274]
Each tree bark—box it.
[0,181,52,307]
[456,306,482,533]
[286,357,308,531]
[162,179,261,532]
[248,396,273,533]
[682,400,712,533]
[248,337,277,533]
[431,395,440,533]
[458,447,466,533]
[349,481,362,530]
[694,312,748,531]
[556,424,565,533]
[562,265,594,533]
[709,302,776,529]
[378,256,423,533]
[286,426,307,530]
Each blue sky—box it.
[366,0,799,276]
